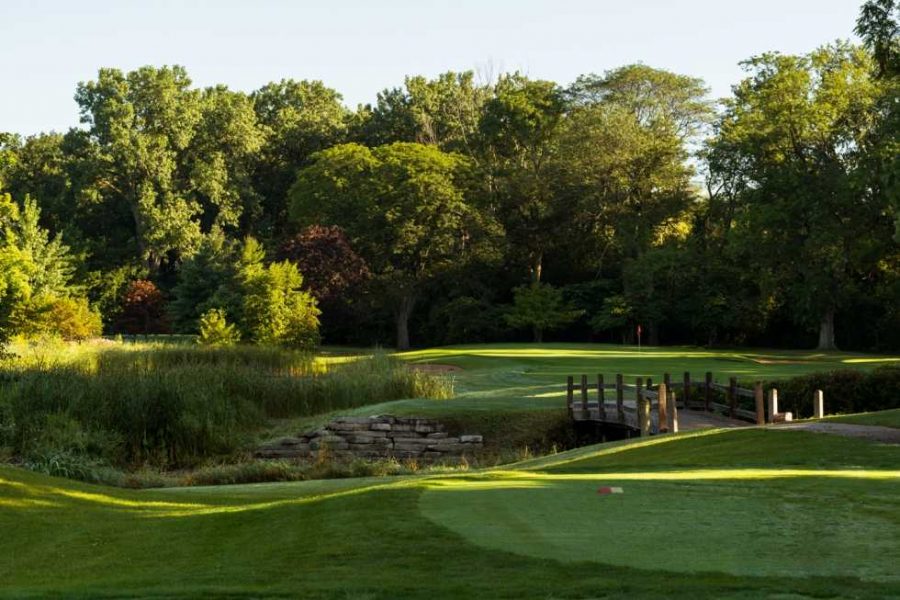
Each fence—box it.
[565,371,826,436]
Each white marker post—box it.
[813,390,824,419]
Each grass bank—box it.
[0,426,897,598]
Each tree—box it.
[855,0,900,240]
[0,194,32,345]
[240,260,320,348]
[188,86,265,231]
[74,66,204,269]
[354,71,490,156]
[169,228,238,332]
[115,279,169,334]
[706,44,889,349]
[563,65,711,262]
[0,193,94,343]
[276,225,370,303]
[251,80,348,235]
[290,142,483,349]
[505,283,582,342]
[855,0,900,77]
[479,74,567,283]
[197,308,240,346]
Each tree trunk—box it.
[817,309,837,351]
[647,322,660,346]
[530,252,543,285]
[395,295,416,351]
[533,326,543,343]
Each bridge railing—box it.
[566,372,826,436]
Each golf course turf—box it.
[2,428,898,597]
[2,344,899,597]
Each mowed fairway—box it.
[361,343,900,416]
[2,427,899,598]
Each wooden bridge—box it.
[565,372,820,437]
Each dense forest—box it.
[1,1,898,352]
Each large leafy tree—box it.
[74,66,267,271]
[707,44,891,349]
[75,66,204,269]
[479,74,568,284]
[354,71,490,156]
[564,65,711,261]
[188,86,265,231]
[289,142,484,349]
[250,80,348,235]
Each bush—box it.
[47,297,103,340]
[241,260,320,349]
[197,308,240,346]
[773,366,900,417]
[115,280,170,334]
[8,295,102,341]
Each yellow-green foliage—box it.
[241,259,321,349]
[0,342,453,469]
[11,295,102,341]
[197,308,240,346]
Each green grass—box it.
[262,342,899,467]
[0,343,452,471]
[391,342,899,414]
[1,426,898,598]
[824,408,900,429]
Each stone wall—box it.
[255,415,483,463]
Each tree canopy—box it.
[1,1,897,351]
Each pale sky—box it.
[1,0,863,136]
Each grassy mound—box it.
[1,426,898,598]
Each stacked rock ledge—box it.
[255,415,483,462]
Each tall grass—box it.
[0,343,453,469]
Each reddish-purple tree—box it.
[115,280,170,334]
[277,225,371,303]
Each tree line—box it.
[1,1,897,351]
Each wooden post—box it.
[663,372,671,392]
[581,375,589,419]
[767,388,778,423]
[658,382,668,433]
[813,389,824,419]
[683,372,691,409]
[636,377,650,437]
[616,374,625,424]
[646,377,653,391]
[597,374,606,421]
[667,383,678,433]
[705,372,713,412]
[728,376,738,418]
[754,382,765,425]
[566,376,574,418]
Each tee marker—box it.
[597,486,623,495]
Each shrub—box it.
[197,308,240,346]
[773,366,900,417]
[115,280,169,334]
[46,297,102,340]
[241,260,320,348]
[7,294,101,340]
[181,460,305,486]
